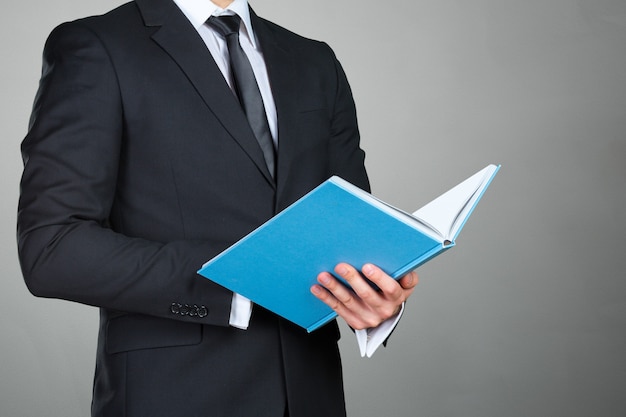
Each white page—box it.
[412,165,496,241]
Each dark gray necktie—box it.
[208,15,276,178]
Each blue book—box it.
[198,164,500,332]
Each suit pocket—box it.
[105,314,202,354]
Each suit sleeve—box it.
[17,22,233,326]
[322,44,406,348]
[324,43,371,193]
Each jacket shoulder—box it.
[253,14,332,51]
[47,1,141,37]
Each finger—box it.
[398,270,419,290]
[314,271,361,309]
[310,281,339,309]
[311,274,370,328]
[310,284,376,330]
[337,263,404,321]
[360,263,404,300]
[334,263,382,304]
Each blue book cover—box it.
[198,164,500,332]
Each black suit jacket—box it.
[18,0,370,416]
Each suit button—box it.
[180,304,190,315]
[170,302,208,318]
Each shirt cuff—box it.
[229,293,253,329]
[355,302,405,358]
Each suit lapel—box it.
[250,11,300,197]
[135,0,275,186]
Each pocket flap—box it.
[105,314,202,354]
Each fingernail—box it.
[336,265,348,276]
[362,264,374,276]
[319,274,331,285]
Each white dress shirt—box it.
[172,0,402,357]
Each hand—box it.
[311,263,418,330]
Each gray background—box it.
[2,0,625,416]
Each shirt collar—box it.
[172,0,257,48]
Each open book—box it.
[198,164,500,332]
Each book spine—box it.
[392,243,453,279]
[307,311,339,333]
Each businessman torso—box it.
[18,0,369,415]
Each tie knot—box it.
[207,15,241,38]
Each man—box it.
[17,0,417,415]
